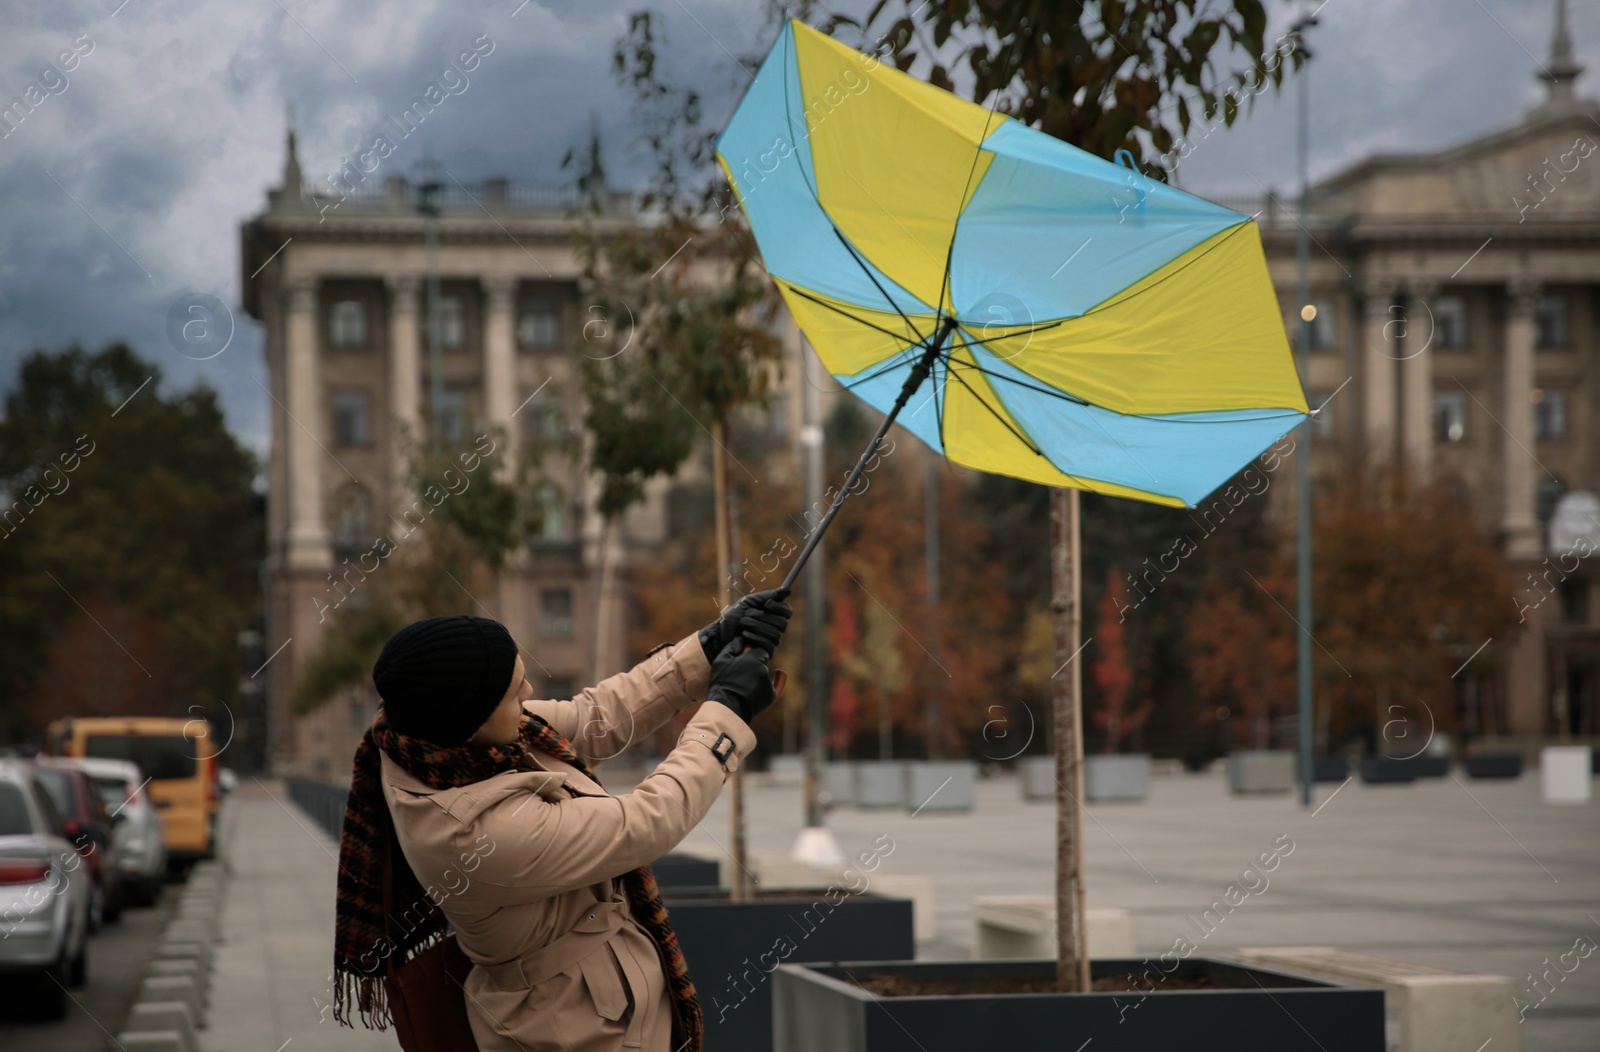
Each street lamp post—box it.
[1292,5,1318,808]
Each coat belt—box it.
[478,899,631,990]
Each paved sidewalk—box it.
[204,778,398,1052]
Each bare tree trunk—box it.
[1051,487,1089,992]
[713,419,750,900]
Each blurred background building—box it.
[1235,5,1599,743]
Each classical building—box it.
[1236,0,1600,742]
[240,151,803,778]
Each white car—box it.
[66,757,167,906]
[0,758,92,1019]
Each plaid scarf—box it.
[333,707,704,1052]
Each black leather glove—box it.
[706,636,776,724]
[698,587,793,661]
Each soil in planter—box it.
[852,972,1219,997]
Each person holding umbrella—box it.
[332,587,791,1052]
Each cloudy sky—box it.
[0,0,1594,457]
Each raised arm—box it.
[522,633,709,766]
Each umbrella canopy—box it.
[715,20,1308,509]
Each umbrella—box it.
[713,19,1309,585]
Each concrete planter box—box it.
[649,853,720,890]
[768,755,805,787]
[1226,751,1294,794]
[1541,746,1592,803]
[1298,755,1349,783]
[904,761,976,813]
[1464,752,1522,779]
[856,761,906,808]
[773,958,1383,1052]
[664,889,914,1052]
[1018,756,1055,801]
[822,762,857,806]
[1361,756,1417,784]
[1083,754,1150,802]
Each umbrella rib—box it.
[780,282,931,349]
[945,319,1068,353]
[774,29,931,344]
[942,354,1089,408]
[939,355,1046,459]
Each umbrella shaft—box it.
[782,321,954,592]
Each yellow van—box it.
[44,717,219,867]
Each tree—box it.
[1090,570,1150,753]
[1185,463,1513,754]
[291,435,534,715]
[570,10,790,899]
[828,0,1302,992]
[0,344,261,745]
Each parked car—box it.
[66,757,167,907]
[44,716,220,872]
[29,760,125,928]
[0,758,92,1019]
[218,766,237,794]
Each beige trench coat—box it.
[380,633,754,1052]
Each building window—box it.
[1534,388,1567,440]
[330,300,367,349]
[431,294,464,348]
[434,391,467,445]
[1559,578,1590,626]
[332,483,373,550]
[1307,392,1335,441]
[523,396,564,444]
[1432,296,1466,349]
[1538,476,1568,529]
[332,391,370,446]
[1535,296,1568,349]
[543,676,575,700]
[535,482,568,541]
[541,588,574,638]
[1433,391,1467,443]
[519,299,559,349]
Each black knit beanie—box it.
[372,615,519,745]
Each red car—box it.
[28,761,125,929]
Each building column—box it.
[483,276,518,458]
[1361,276,1399,465]
[284,275,331,570]
[386,274,421,497]
[1503,278,1541,559]
[1400,280,1437,478]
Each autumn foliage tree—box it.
[1187,463,1513,753]
[1090,570,1150,753]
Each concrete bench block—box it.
[866,873,936,944]
[125,1001,199,1052]
[148,959,209,1004]
[115,1031,189,1052]
[752,854,830,890]
[138,975,205,1029]
[1236,947,1518,1052]
[154,940,212,973]
[972,895,1135,960]
[1084,754,1151,802]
